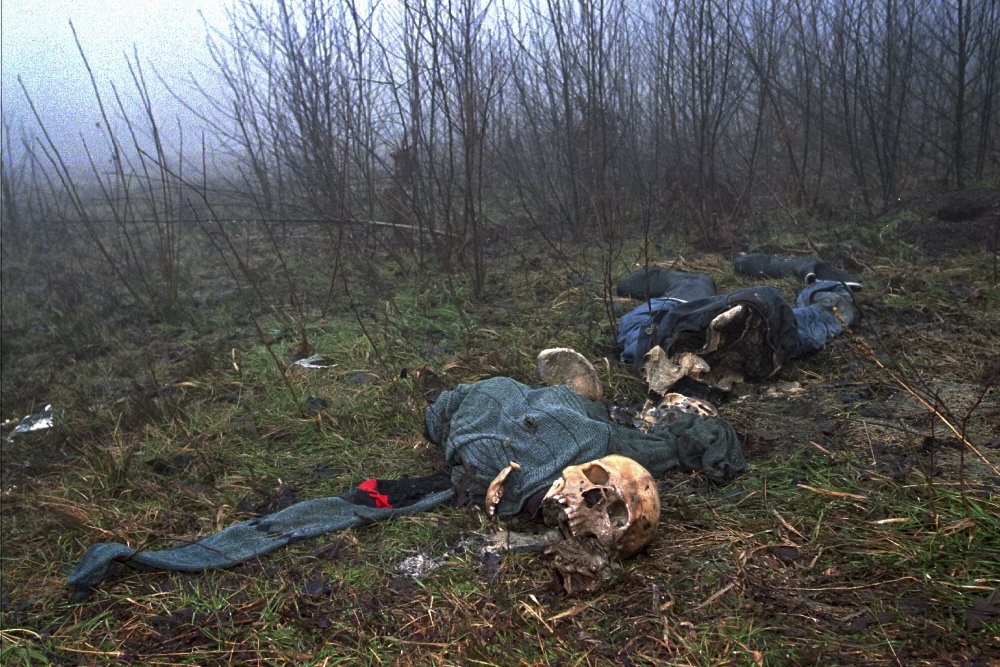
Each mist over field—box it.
[2,0,232,174]
[3,0,998,219]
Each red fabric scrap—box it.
[357,479,392,508]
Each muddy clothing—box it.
[622,286,803,374]
[70,378,745,599]
[618,269,858,374]
[793,281,860,353]
[734,252,859,287]
[616,267,718,301]
[68,484,455,601]
[426,377,747,518]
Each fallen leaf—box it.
[312,462,343,479]
[896,599,929,619]
[302,579,331,598]
[312,539,345,561]
[966,591,1000,631]
[771,546,802,562]
[306,396,328,415]
[147,452,194,476]
[849,611,897,633]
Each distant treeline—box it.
[205,1,997,228]
[3,0,998,300]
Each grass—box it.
[1,209,999,665]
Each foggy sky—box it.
[1,0,232,167]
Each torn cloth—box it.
[356,479,393,507]
[426,377,746,518]
[68,482,454,600]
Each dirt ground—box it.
[1,195,998,665]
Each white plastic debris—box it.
[397,553,447,578]
[396,529,553,579]
[476,529,554,555]
[293,354,331,369]
[7,404,54,443]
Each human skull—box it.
[542,455,660,593]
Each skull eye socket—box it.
[582,488,606,507]
[581,464,610,485]
[607,498,629,528]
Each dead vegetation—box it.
[1,204,998,666]
[3,0,999,661]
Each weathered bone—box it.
[536,347,603,400]
[485,461,521,517]
[645,346,710,394]
[635,393,718,431]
